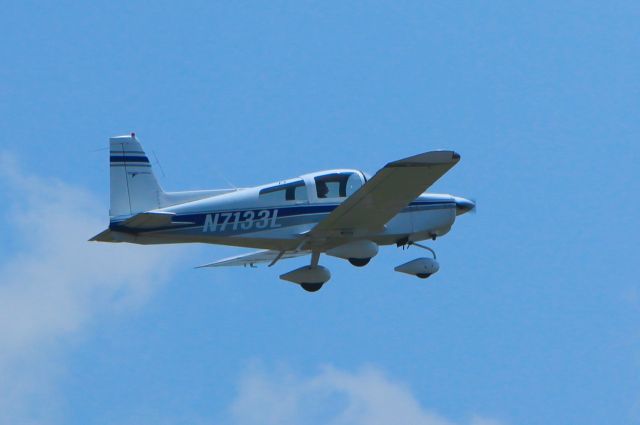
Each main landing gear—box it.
[348,258,371,267]
[279,252,331,292]
[300,283,324,292]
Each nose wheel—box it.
[395,240,440,279]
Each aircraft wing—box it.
[196,249,310,268]
[310,150,460,236]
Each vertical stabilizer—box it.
[109,133,164,218]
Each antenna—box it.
[215,169,237,189]
[152,150,166,179]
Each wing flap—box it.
[311,150,459,236]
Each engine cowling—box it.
[326,240,378,265]
[394,258,440,279]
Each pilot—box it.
[317,180,329,198]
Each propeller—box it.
[454,196,476,216]
[469,197,477,214]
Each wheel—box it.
[301,283,324,292]
[348,258,371,267]
[416,273,432,279]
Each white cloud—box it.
[0,154,180,424]
[229,364,507,425]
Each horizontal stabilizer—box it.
[197,250,310,268]
[89,229,116,242]
[88,229,136,243]
[117,211,194,230]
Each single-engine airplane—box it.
[91,133,475,292]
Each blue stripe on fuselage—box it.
[109,200,454,231]
[175,204,338,226]
[171,201,453,226]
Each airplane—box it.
[91,133,475,292]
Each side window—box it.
[259,180,307,203]
[292,184,308,201]
[315,173,360,199]
[259,186,287,203]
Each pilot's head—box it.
[317,181,329,198]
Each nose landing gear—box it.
[397,239,437,258]
[395,240,440,279]
[407,241,437,259]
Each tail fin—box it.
[109,133,164,218]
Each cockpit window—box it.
[259,180,308,203]
[346,173,363,196]
[314,172,363,199]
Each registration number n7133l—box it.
[202,209,282,232]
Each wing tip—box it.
[388,150,460,168]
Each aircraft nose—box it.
[454,196,475,216]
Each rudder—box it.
[109,133,164,218]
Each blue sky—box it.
[1,1,638,424]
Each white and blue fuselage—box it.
[93,134,474,290]
[108,168,472,251]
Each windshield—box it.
[314,172,363,199]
